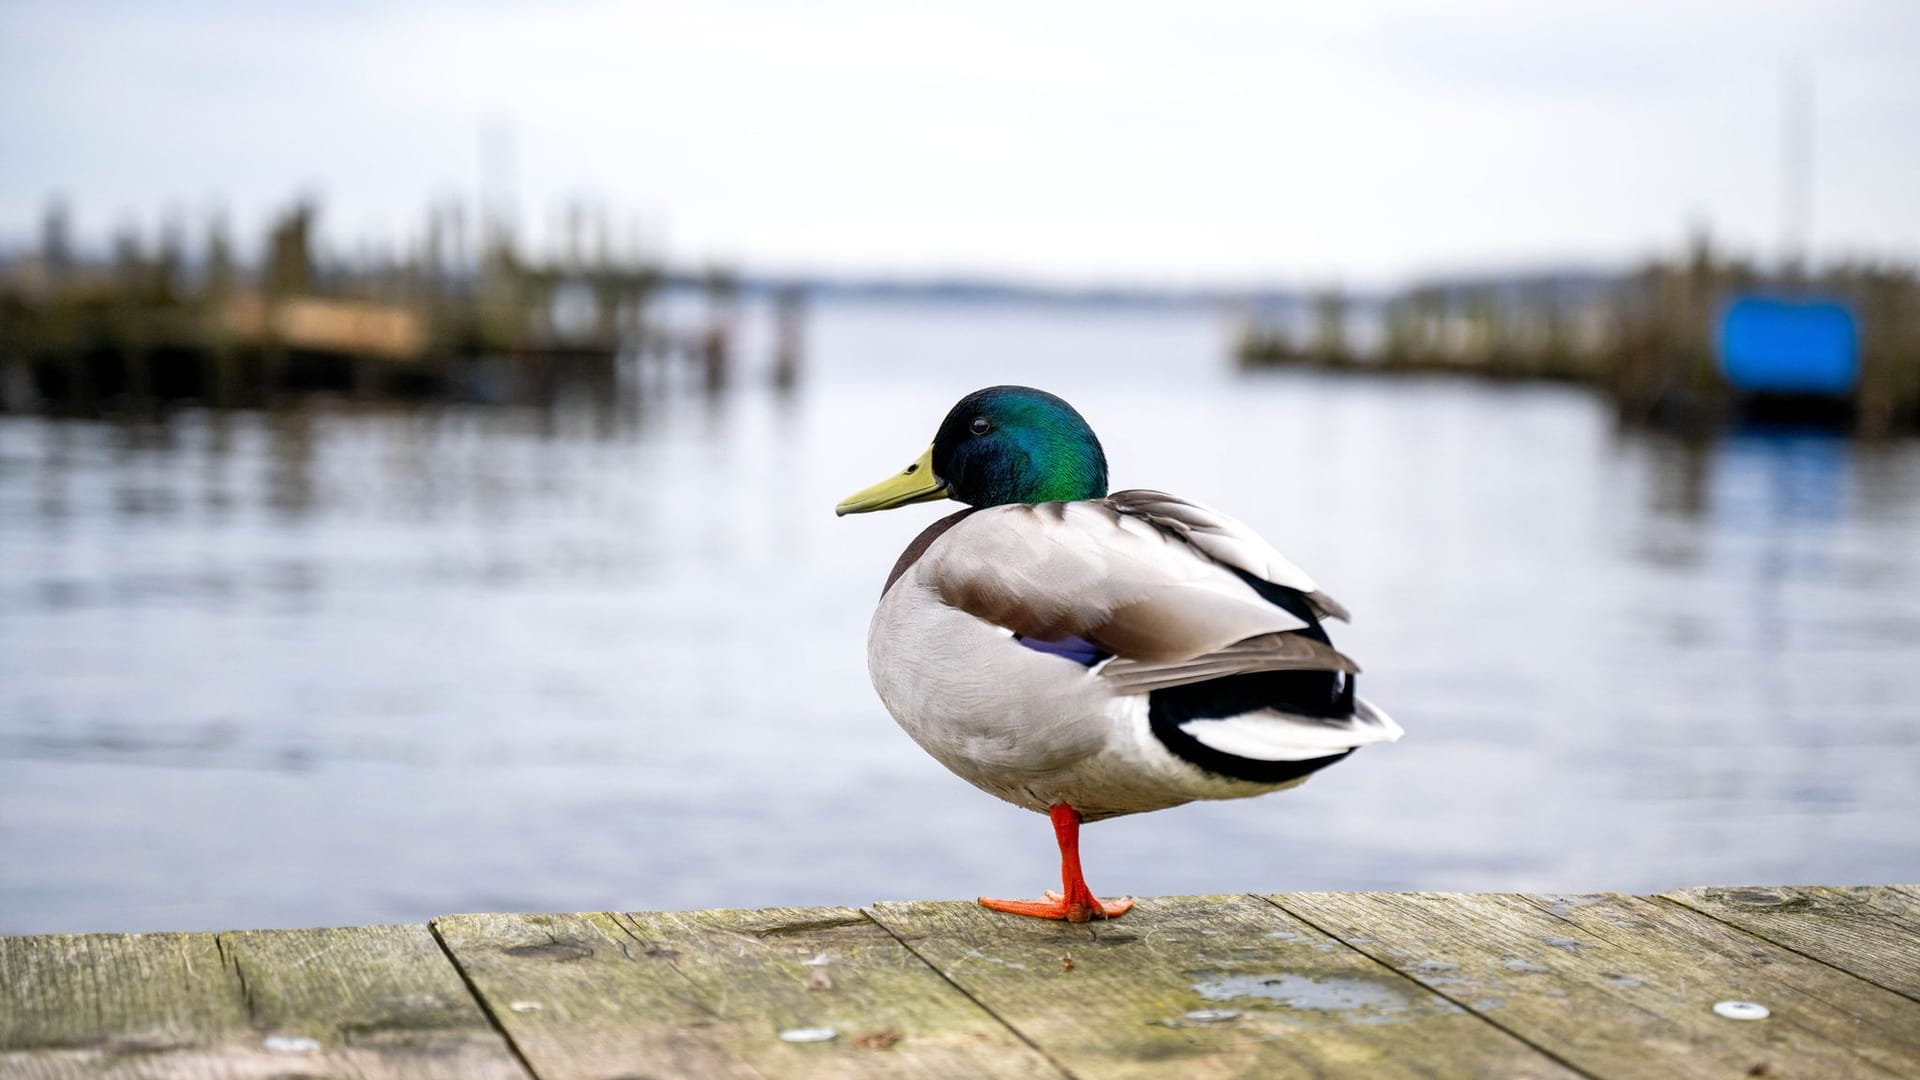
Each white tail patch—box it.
[1181,696,1402,762]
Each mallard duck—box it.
[837,386,1401,922]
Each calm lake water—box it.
[3,300,1918,935]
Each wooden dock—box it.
[4,886,1918,1078]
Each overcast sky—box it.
[2,0,1915,287]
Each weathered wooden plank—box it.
[1662,885,1920,1003]
[1275,890,1920,1080]
[432,906,1061,1080]
[0,925,528,1079]
[868,894,1580,1079]
[217,924,532,1079]
[0,931,246,1074]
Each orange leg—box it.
[979,803,1134,923]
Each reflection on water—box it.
[2,301,1918,934]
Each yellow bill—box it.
[836,445,949,516]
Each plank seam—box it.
[426,919,544,1080]
[1254,893,1604,1080]
[1526,891,1920,1036]
[1510,893,1918,1077]
[1651,894,1920,1009]
[212,932,259,1027]
[604,913,732,1025]
[859,905,1081,1080]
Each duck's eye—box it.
[969,416,992,435]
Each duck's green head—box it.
[836,386,1108,515]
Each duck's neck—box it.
[996,461,1106,505]
[969,434,1108,506]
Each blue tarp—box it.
[1718,295,1858,396]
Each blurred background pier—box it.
[0,199,805,414]
[1236,233,1920,436]
[7,195,1914,441]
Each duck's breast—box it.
[867,567,1119,795]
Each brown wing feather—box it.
[1105,489,1352,622]
[925,502,1310,663]
[1100,632,1360,694]
[921,500,1355,690]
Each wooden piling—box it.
[772,284,805,390]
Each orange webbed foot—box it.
[978,892,1134,923]
[980,803,1134,922]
